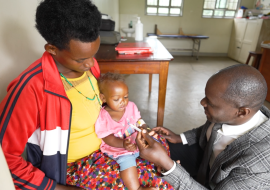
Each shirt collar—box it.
[219,110,267,137]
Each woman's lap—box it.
[66,135,174,190]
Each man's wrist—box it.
[179,133,187,144]
[161,159,174,171]
[161,161,176,175]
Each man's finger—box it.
[159,134,170,140]
[136,131,145,150]
[151,127,161,132]
[141,129,155,145]
[149,130,155,136]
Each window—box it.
[202,0,240,18]
[146,0,183,16]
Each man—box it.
[136,64,270,189]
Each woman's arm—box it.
[1,74,57,189]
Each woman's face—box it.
[47,37,100,77]
[101,81,129,112]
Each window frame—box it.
[202,0,241,19]
[145,0,184,17]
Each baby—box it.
[95,72,156,190]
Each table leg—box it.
[196,39,201,60]
[192,39,195,57]
[149,74,152,93]
[157,61,169,126]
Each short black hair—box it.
[212,64,267,110]
[35,0,101,50]
[98,72,125,93]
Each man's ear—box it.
[99,93,106,103]
[237,107,251,118]
[44,43,58,56]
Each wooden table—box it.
[95,37,174,126]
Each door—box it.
[228,19,247,61]
[238,20,263,63]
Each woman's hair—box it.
[35,0,101,50]
[98,72,125,93]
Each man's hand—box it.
[152,126,182,144]
[123,138,137,151]
[55,184,84,190]
[136,129,174,171]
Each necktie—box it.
[196,123,222,186]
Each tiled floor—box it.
[125,56,270,134]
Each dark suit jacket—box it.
[162,106,270,189]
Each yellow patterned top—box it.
[61,71,102,163]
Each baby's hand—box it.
[123,139,137,152]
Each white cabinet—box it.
[228,19,270,64]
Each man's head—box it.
[201,64,267,125]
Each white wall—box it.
[0,0,119,101]
[93,0,119,31]
[0,0,45,101]
[119,0,255,55]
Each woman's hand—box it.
[123,139,137,152]
[136,129,174,172]
[54,184,84,190]
[152,126,182,144]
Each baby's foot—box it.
[138,186,158,190]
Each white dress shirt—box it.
[164,110,267,175]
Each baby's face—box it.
[102,81,129,112]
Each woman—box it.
[0,0,173,189]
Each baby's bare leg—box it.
[120,166,157,190]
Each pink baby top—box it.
[95,101,141,158]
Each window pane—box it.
[204,0,216,9]
[147,0,157,5]
[171,0,182,6]
[159,0,169,6]
[203,10,213,16]
[158,8,169,14]
[226,0,238,10]
[225,10,235,16]
[170,8,181,14]
[214,10,224,16]
[147,7,157,13]
[216,0,226,8]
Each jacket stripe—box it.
[47,179,54,190]
[37,176,56,190]
[14,183,31,190]
[44,179,51,190]
[0,69,42,144]
[0,63,41,127]
[12,174,39,189]
[44,89,72,185]
[28,127,69,155]
[47,180,52,190]
[63,103,72,184]
[44,90,69,100]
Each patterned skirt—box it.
[66,135,174,190]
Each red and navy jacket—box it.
[0,51,100,190]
